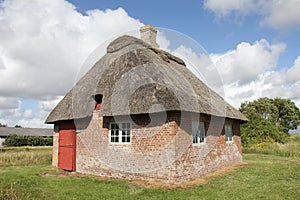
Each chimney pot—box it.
[140,24,159,48]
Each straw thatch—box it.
[45,35,247,123]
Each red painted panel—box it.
[58,146,74,170]
[59,131,75,146]
[95,103,101,110]
[58,121,76,171]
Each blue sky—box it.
[0,0,299,131]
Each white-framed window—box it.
[109,122,131,144]
[192,121,206,145]
[225,124,233,143]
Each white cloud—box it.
[0,0,143,99]
[203,0,255,16]
[204,0,300,30]
[157,30,171,50]
[172,45,224,94]
[222,73,274,108]
[174,39,300,110]
[218,61,300,109]
[0,0,144,127]
[18,118,51,128]
[286,56,300,84]
[18,98,62,128]
[260,0,300,30]
[0,97,22,125]
[261,56,300,106]
[23,109,34,118]
[0,96,62,128]
[38,97,63,112]
[211,39,285,85]
[210,41,300,109]
[0,96,19,110]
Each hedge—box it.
[3,134,53,147]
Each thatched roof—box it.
[0,127,53,137]
[45,35,247,123]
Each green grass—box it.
[0,146,52,167]
[1,143,300,199]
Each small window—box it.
[192,121,206,145]
[94,94,102,110]
[225,124,233,143]
[109,122,131,144]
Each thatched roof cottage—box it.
[46,25,247,183]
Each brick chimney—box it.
[140,24,159,48]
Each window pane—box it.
[199,137,204,143]
[122,135,130,143]
[192,122,206,144]
[115,131,119,137]
[199,123,205,137]
[192,122,198,137]
[225,125,232,142]
[192,122,198,144]
[111,136,118,143]
[192,136,197,144]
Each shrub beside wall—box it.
[3,134,53,147]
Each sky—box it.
[0,0,300,131]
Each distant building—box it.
[0,127,53,147]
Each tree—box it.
[240,97,300,134]
[273,98,300,133]
[0,123,7,127]
[239,97,300,146]
[240,114,287,147]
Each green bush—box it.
[251,142,273,149]
[3,134,53,147]
[242,134,300,158]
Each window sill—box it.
[192,143,206,146]
[109,142,131,145]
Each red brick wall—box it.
[55,111,242,183]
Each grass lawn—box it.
[1,136,300,200]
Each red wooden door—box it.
[58,121,76,171]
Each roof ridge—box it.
[150,48,186,66]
